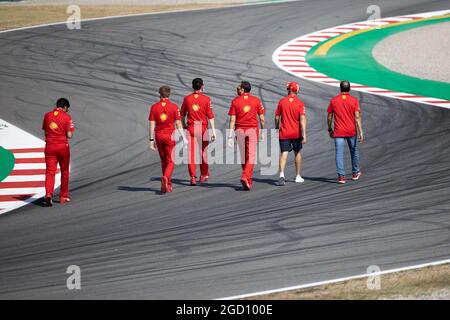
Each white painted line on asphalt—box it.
[11,163,46,170]
[0,187,44,195]
[12,152,44,159]
[3,175,46,182]
[219,258,450,300]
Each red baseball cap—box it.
[286,82,300,93]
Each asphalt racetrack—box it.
[0,0,449,299]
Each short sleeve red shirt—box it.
[42,108,75,144]
[149,98,181,133]
[327,92,360,137]
[275,94,306,139]
[228,93,265,128]
[180,91,214,128]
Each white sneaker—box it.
[295,176,304,183]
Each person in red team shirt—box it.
[327,80,364,184]
[42,98,75,206]
[275,82,307,186]
[180,78,216,186]
[228,81,265,191]
[149,86,188,193]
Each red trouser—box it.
[187,126,209,178]
[45,143,70,198]
[156,131,176,185]
[235,127,258,182]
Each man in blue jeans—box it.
[327,80,363,184]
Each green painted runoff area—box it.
[306,16,450,100]
[0,146,15,182]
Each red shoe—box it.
[199,175,209,183]
[338,176,346,184]
[352,171,362,181]
[190,177,197,186]
[44,195,53,207]
[60,197,71,204]
[240,177,251,191]
[161,176,169,193]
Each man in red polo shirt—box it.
[228,81,265,190]
[275,82,307,186]
[42,98,75,206]
[149,85,188,193]
[180,78,216,186]
[327,80,363,184]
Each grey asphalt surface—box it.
[0,0,449,299]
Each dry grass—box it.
[0,3,232,31]
[246,263,450,300]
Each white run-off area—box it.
[373,21,450,83]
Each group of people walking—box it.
[147,78,363,193]
[41,78,363,203]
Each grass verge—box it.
[0,3,235,31]
[245,263,450,299]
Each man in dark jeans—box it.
[327,81,363,184]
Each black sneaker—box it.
[276,177,286,186]
[45,196,53,207]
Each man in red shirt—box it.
[228,81,265,190]
[275,82,307,186]
[180,78,216,185]
[149,86,188,193]
[42,98,75,206]
[327,80,363,184]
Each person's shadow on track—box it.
[302,176,338,184]
[118,185,162,195]
[170,178,241,191]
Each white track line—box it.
[3,175,46,182]
[11,163,46,170]
[12,153,44,159]
[0,188,44,196]
[219,258,450,300]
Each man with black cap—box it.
[275,82,307,186]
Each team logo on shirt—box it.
[49,122,58,130]
[160,113,168,121]
[194,94,199,99]
[53,111,59,116]
[342,95,347,100]
[192,104,200,112]
[289,98,294,102]
[243,105,251,113]
[162,102,166,107]
[243,96,249,100]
